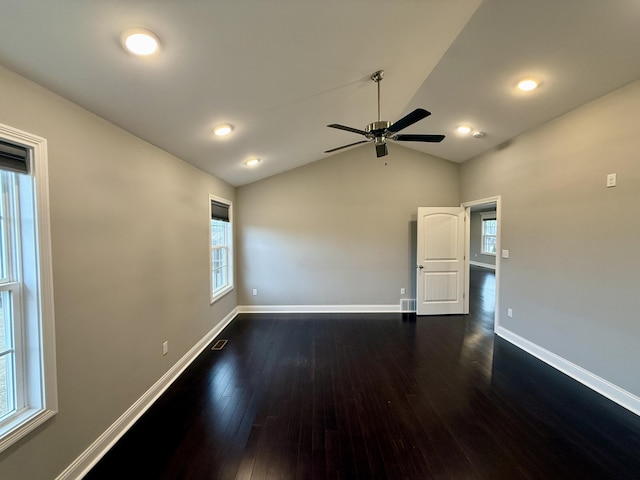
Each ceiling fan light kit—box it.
[325,70,445,158]
[374,136,388,158]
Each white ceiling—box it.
[1,0,639,186]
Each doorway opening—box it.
[462,197,500,332]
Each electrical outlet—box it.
[606,173,617,188]
[252,288,258,296]
[507,308,513,318]
[400,287,406,295]
[162,341,169,356]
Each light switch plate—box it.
[606,173,617,188]
[502,249,510,259]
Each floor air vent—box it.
[400,299,416,312]
[211,339,228,351]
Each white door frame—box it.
[461,196,501,332]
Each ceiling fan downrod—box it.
[366,70,392,141]
[371,70,384,122]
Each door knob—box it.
[417,265,424,269]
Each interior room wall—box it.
[469,211,496,267]
[236,144,460,308]
[0,65,236,480]
[460,78,640,399]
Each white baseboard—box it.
[56,307,239,480]
[238,304,401,314]
[470,260,496,270]
[496,326,640,416]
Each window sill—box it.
[0,407,57,453]
[480,252,497,256]
[211,285,234,304]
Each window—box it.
[0,124,57,452]
[210,196,233,302]
[480,213,497,255]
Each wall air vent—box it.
[400,299,416,312]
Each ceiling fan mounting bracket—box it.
[371,70,384,83]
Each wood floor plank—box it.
[84,266,640,479]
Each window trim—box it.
[480,212,497,256]
[0,123,57,453]
[209,194,233,304]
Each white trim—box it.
[496,326,640,417]
[210,284,234,304]
[0,408,57,453]
[461,195,501,208]
[31,130,58,413]
[463,208,471,314]
[238,304,400,314]
[56,307,239,480]
[209,194,234,304]
[469,260,496,270]
[0,123,58,452]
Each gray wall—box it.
[236,144,460,306]
[461,78,640,398]
[0,66,236,479]
[469,211,496,266]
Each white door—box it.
[416,207,465,315]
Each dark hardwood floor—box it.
[85,266,640,479]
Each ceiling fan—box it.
[325,70,445,158]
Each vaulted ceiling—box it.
[1,0,639,186]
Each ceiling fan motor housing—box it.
[366,120,392,136]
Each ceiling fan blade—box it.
[327,124,369,136]
[394,134,445,143]
[387,108,431,133]
[324,140,369,153]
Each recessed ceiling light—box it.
[517,78,539,91]
[456,125,473,135]
[122,28,160,56]
[245,157,261,167]
[213,124,234,137]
